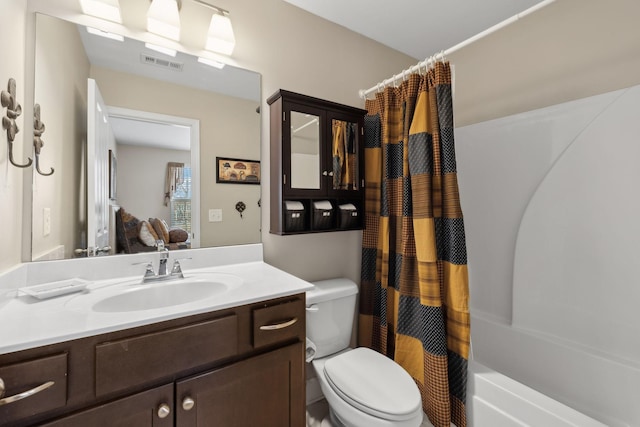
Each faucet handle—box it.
[170,258,191,279]
[133,261,156,278]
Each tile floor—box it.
[306,399,434,426]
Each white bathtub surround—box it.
[457,85,640,426]
[0,243,313,354]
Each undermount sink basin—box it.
[65,273,243,313]
[92,279,229,313]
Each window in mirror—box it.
[331,119,359,191]
[290,111,320,189]
[170,166,192,234]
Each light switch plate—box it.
[208,208,222,222]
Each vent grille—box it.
[139,54,184,71]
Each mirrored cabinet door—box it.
[290,110,321,190]
[329,114,363,195]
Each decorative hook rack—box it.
[1,78,33,168]
[33,103,54,176]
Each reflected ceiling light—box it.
[145,42,177,57]
[86,26,124,42]
[197,57,225,69]
[205,11,235,55]
[147,0,181,41]
[80,0,122,23]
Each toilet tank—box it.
[306,278,358,359]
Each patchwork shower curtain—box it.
[359,62,470,427]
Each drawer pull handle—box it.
[0,378,55,406]
[157,403,171,418]
[182,396,195,411]
[259,317,298,331]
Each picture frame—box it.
[216,157,261,184]
[109,149,117,200]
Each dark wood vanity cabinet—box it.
[0,295,305,427]
[268,90,366,234]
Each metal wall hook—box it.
[33,104,54,176]
[1,78,33,168]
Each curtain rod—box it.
[358,0,557,99]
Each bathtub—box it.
[466,361,607,427]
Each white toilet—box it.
[306,279,423,427]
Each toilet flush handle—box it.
[306,304,319,312]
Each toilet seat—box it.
[323,347,422,421]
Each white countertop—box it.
[0,261,313,354]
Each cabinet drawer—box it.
[253,297,304,348]
[95,314,238,396]
[0,353,67,423]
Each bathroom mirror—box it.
[290,111,321,189]
[30,13,261,261]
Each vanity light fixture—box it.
[80,0,122,23]
[145,42,177,57]
[205,10,235,55]
[147,0,182,41]
[86,26,125,41]
[197,57,225,69]
[191,0,235,55]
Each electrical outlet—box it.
[208,209,222,222]
[43,208,51,236]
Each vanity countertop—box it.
[0,261,313,355]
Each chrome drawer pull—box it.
[0,378,55,406]
[259,317,298,331]
[157,403,171,418]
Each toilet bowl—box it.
[306,279,423,427]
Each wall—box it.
[116,144,190,223]
[0,0,27,272]
[446,0,640,323]
[228,0,415,283]
[90,66,262,248]
[32,13,89,260]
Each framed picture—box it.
[216,157,261,184]
[109,149,117,199]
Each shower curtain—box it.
[359,62,470,427]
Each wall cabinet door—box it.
[285,102,327,198]
[175,342,304,427]
[40,384,174,427]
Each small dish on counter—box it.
[19,278,91,299]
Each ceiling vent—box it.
[139,54,184,71]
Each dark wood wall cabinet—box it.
[0,295,305,427]
[268,90,366,235]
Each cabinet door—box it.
[176,342,304,427]
[326,110,364,197]
[40,384,174,427]
[283,102,327,198]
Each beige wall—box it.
[227,0,415,283]
[116,144,190,224]
[32,13,89,260]
[91,66,261,248]
[449,0,640,127]
[0,0,27,272]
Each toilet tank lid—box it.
[306,278,358,305]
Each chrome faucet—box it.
[139,247,188,283]
[157,251,169,276]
